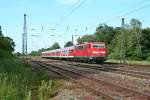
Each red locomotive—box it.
[42,42,107,63]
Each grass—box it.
[107,59,150,65]
[0,58,62,100]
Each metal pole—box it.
[72,35,74,45]
[0,26,2,35]
[120,23,123,63]
[22,33,25,56]
[122,18,126,64]
[23,14,27,59]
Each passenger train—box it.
[42,42,107,63]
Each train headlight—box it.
[93,51,105,54]
[93,51,99,54]
[100,51,105,54]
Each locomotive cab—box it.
[90,42,107,63]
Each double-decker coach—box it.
[42,42,107,63]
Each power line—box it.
[82,1,150,29]
[139,0,150,4]
[54,0,88,28]
[53,1,80,28]
[105,3,150,23]
[122,4,150,17]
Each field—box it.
[0,58,61,100]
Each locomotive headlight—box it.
[93,51,105,54]
[100,51,105,54]
[93,51,99,54]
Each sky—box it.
[0,0,150,53]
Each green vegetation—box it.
[0,30,15,58]
[0,28,62,99]
[78,18,150,61]
[64,41,73,47]
[0,59,61,100]
[107,59,150,65]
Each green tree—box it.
[15,52,22,57]
[37,48,46,56]
[0,30,15,58]
[95,24,115,44]
[141,28,150,59]
[0,36,15,53]
[130,18,142,29]
[128,19,143,60]
[64,41,73,47]
[107,28,122,59]
[77,35,95,43]
[35,42,61,56]
[50,42,60,50]
[30,51,38,56]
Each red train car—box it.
[42,42,107,63]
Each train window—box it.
[75,46,78,49]
[87,44,90,48]
[75,45,88,49]
[69,50,73,53]
[93,44,105,48]
[79,46,84,49]
[56,51,60,54]
[83,45,87,49]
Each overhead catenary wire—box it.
[53,1,81,29]
[139,0,150,4]
[85,0,150,28]
[53,0,88,28]
[104,3,150,23]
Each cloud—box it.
[58,0,81,5]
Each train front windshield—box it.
[93,44,105,48]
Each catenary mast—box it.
[22,14,27,58]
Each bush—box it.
[0,73,23,99]
[0,59,61,100]
[108,52,120,60]
[38,80,59,100]
[147,56,150,61]
[0,49,13,58]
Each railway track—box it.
[41,59,150,80]
[32,61,115,100]
[63,62,150,80]
[31,60,150,100]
